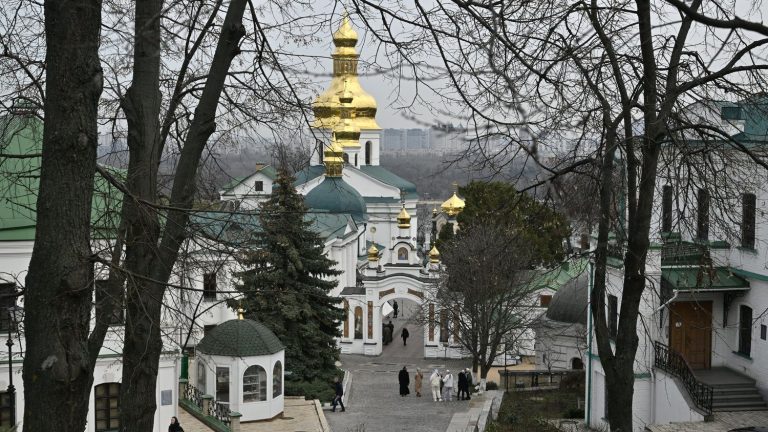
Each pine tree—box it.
[235,168,343,383]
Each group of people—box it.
[382,320,410,346]
[397,367,473,401]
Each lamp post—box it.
[6,305,21,427]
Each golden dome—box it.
[367,243,379,261]
[313,13,380,133]
[441,192,465,217]
[397,205,411,228]
[428,245,440,263]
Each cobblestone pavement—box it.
[326,311,478,432]
[646,410,768,432]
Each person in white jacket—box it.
[429,369,442,401]
[442,370,454,401]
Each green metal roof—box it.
[0,116,122,241]
[197,319,284,357]
[526,258,589,292]
[293,165,325,187]
[661,267,749,291]
[358,165,418,199]
[221,165,278,194]
[304,177,367,224]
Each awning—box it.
[661,266,749,292]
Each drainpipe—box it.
[586,258,594,428]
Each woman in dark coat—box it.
[398,366,410,396]
[169,416,184,432]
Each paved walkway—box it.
[326,309,478,432]
[646,410,768,432]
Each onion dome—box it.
[367,243,379,261]
[313,13,380,133]
[441,189,465,217]
[304,176,367,223]
[429,245,441,263]
[397,205,411,228]
[197,319,284,357]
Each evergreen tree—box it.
[235,169,343,383]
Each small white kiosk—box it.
[196,315,285,421]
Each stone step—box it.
[713,386,762,395]
[712,393,766,404]
[712,405,768,412]
[712,400,768,410]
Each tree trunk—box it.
[118,0,248,430]
[22,0,104,431]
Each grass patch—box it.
[490,389,584,432]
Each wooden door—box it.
[669,301,712,369]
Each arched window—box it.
[343,153,349,164]
[571,357,584,370]
[739,305,753,357]
[197,360,207,394]
[243,365,267,402]
[354,154,358,166]
[365,141,372,165]
[354,306,363,339]
[317,140,324,164]
[94,383,121,432]
[273,361,283,398]
[397,247,409,261]
[343,300,349,338]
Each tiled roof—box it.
[197,319,284,357]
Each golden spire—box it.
[441,182,465,217]
[429,245,441,263]
[313,12,380,132]
[397,205,411,228]
[367,243,379,261]
[237,306,245,320]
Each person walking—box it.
[457,369,467,400]
[442,369,454,402]
[169,417,184,432]
[331,376,345,412]
[464,368,473,400]
[429,369,442,401]
[414,368,424,397]
[401,327,410,346]
[398,366,410,396]
[392,300,399,318]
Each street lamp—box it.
[6,305,22,427]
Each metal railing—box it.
[184,383,203,410]
[208,399,231,427]
[654,341,713,415]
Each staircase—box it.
[696,367,768,412]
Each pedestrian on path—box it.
[393,300,399,318]
[332,376,346,412]
[398,366,410,396]
[401,327,409,346]
[414,368,423,397]
[442,370,454,402]
[464,368,473,400]
[169,416,184,432]
[458,370,467,400]
[430,369,442,401]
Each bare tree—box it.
[348,1,768,430]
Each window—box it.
[254,180,264,192]
[697,188,710,241]
[580,233,590,251]
[343,153,349,164]
[397,247,409,261]
[243,365,267,402]
[354,307,363,339]
[342,300,349,338]
[203,324,217,336]
[608,295,618,339]
[94,383,120,432]
[571,357,584,370]
[95,279,124,325]
[0,283,15,332]
[197,361,207,394]
[0,392,12,428]
[317,140,324,164]
[742,193,756,249]
[273,361,283,398]
[439,310,449,343]
[662,185,673,233]
[203,273,217,301]
[738,305,753,357]
[216,367,230,403]
[761,324,767,341]
[354,154,358,167]
[539,295,552,307]
[365,141,372,165]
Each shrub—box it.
[563,408,585,419]
[486,381,499,390]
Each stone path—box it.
[326,310,478,432]
[646,410,768,432]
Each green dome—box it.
[197,319,284,357]
[304,177,367,223]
